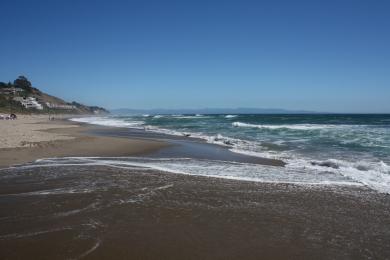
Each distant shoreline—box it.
[0,115,167,168]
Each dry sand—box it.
[0,115,168,168]
[0,115,76,149]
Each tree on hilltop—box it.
[14,76,33,92]
[0,82,13,89]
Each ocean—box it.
[71,114,390,193]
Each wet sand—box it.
[88,126,285,166]
[0,120,168,168]
[0,165,389,259]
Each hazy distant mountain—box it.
[111,107,320,115]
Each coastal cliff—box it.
[0,76,108,115]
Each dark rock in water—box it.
[223,140,234,146]
[183,133,191,137]
[311,161,340,169]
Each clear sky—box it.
[1,0,389,112]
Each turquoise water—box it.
[72,114,390,193]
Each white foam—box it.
[230,144,390,194]
[288,158,390,194]
[172,115,211,119]
[29,157,363,188]
[70,117,144,128]
[225,115,237,118]
[142,125,186,137]
[229,148,281,159]
[0,187,95,196]
[76,239,101,259]
[68,116,390,193]
[232,122,339,130]
[54,202,98,217]
[0,227,73,240]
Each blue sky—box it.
[1,0,389,112]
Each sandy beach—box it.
[0,115,77,149]
[0,115,168,168]
[1,116,390,259]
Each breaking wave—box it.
[68,115,390,193]
[232,122,338,130]
[71,117,145,128]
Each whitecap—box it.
[232,122,338,130]
[70,117,144,129]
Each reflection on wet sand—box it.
[1,164,390,259]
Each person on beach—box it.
[1,114,17,120]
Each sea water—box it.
[71,114,390,193]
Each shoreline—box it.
[0,115,285,168]
[87,123,286,166]
[0,116,169,168]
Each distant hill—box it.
[111,107,320,115]
[0,76,108,115]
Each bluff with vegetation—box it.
[0,76,109,114]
